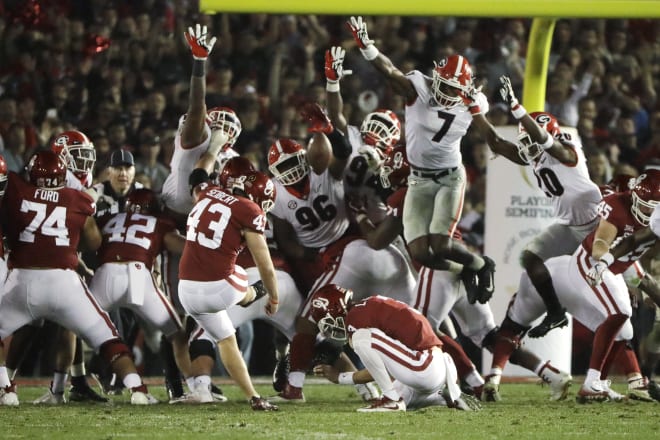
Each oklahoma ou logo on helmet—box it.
[312,297,330,310]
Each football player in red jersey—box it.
[354,146,571,402]
[0,154,7,290]
[0,151,155,406]
[176,161,278,410]
[88,188,193,402]
[310,284,480,412]
[486,167,659,403]
[347,16,496,304]
[469,77,602,338]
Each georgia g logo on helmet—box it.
[54,134,70,147]
[534,114,553,125]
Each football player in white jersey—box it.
[269,103,415,403]
[347,16,496,305]
[324,45,401,224]
[160,24,240,226]
[468,76,602,338]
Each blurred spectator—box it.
[3,122,27,172]
[134,128,169,192]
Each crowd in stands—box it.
[0,0,658,375]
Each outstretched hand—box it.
[184,23,217,60]
[499,75,519,108]
[346,16,374,49]
[325,46,353,83]
[300,102,333,134]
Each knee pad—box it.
[189,339,215,362]
[99,338,132,364]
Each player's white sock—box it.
[52,371,68,393]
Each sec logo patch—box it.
[288,200,297,209]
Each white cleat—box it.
[0,387,19,406]
[33,389,66,405]
[548,372,573,401]
[357,396,406,412]
[130,391,159,405]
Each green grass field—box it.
[1,378,658,440]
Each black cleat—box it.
[240,280,268,308]
[250,396,278,411]
[210,383,228,402]
[165,376,184,400]
[69,384,109,403]
[648,381,660,402]
[475,256,496,304]
[272,353,290,392]
[528,310,569,338]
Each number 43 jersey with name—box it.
[96,211,177,270]
[531,137,601,226]
[180,183,266,282]
[3,172,95,270]
[270,169,348,249]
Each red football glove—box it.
[184,23,217,60]
[460,86,482,116]
[300,102,333,134]
[325,46,352,83]
[346,16,374,49]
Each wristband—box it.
[356,213,368,224]
[540,134,554,150]
[192,59,206,77]
[360,45,379,61]
[468,104,481,116]
[326,81,340,93]
[511,104,527,119]
[599,252,615,267]
[338,372,355,385]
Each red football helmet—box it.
[603,174,635,196]
[360,109,401,154]
[516,112,561,163]
[217,156,256,189]
[0,154,7,196]
[309,284,354,343]
[268,138,309,186]
[51,130,96,188]
[380,144,410,189]
[431,55,474,108]
[27,150,67,189]
[230,171,276,213]
[126,188,161,215]
[206,107,242,149]
[630,168,660,226]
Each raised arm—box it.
[180,24,217,148]
[324,46,352,132]
[346,16,416,101]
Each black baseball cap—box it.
[110,150,134,167]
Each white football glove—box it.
[347,16,374,49]
[184,23,217,60]
[499,75,519,109]
[358,145,384,172]
[586,262,608,286]
[325,46,352,83]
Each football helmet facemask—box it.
[309,284,354,343]
[360,109,401,155]
[630,169,660,226]
[431,55,474,109]
[51,130,96,188]
[206,107,242,150]
[268,139,310,186]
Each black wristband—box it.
[326,128,352,160]
[192,59,206,77]
[189,168,210,194]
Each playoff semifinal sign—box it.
[482,126,576,376]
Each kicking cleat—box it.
[357,396,406,412]
[528,310,569,338]
[538,362,572,401]
[250,396,278,411]
[269,383,306,403]
[272,353,290,393]
[69,384,109,403]
[576,380,610,404]
[241,280,268,308]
